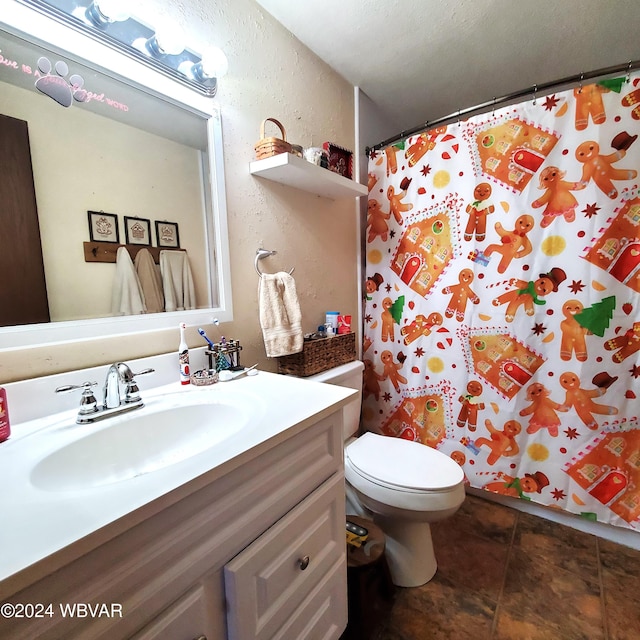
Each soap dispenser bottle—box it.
[0,387,11,443]
[179,323,190,385]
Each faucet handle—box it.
[124,368,155,404]
[55,381,99,416]
[132,368,155,378]
[55,381,98,394]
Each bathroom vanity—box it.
[0,361,354,639]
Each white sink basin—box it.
[30,397,253,491]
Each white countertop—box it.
[0,367,354,596]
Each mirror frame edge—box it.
[0,0,234,351]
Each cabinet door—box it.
[130,585,209,640]
[224,473,346,640]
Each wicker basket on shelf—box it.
[254,118,293,159]
[276,332,356,377]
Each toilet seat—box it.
[346,432,464,492]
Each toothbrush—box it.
[198,327,215,349]
[219,364,258,381]
[199,326,232,369]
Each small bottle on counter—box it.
[338,314,352,334]
[179,323,190,385]
[0,387,11,443]
[325,311,339,334]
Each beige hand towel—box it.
[135,248,164,313]
[111,246,146,316]
[259,272,303,357]
[159,250,196,312]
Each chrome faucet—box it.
[56,362,154,424]
[105,362,137,409]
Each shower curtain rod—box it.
[366,59,640,155]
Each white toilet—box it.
[307,360,465,587]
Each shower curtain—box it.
[364,72,640,532]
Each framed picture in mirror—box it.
[124,216,152,246]
[155,221,180,248]
[88,210,119,243]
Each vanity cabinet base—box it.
[2,413,346,640]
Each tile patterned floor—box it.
[369,494,640,640]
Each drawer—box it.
[130,585,209,640]
[224,473,346,640]
[271,558,346,640]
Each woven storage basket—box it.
[277,332,356,377]
[254,117,293,159]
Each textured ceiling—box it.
[254,0,640,138]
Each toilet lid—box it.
[346,432,464,491]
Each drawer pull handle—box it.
[298,555,310,571]
[193,636,207,640]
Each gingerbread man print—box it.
[573,84,608,130]
[380,350,407,393]
[483,214,534,274]
[387,185,413,225]
[559,299,590,361]
[450,450,470,485]
[483,470,549,501]
[363,359,385,401]
[442,268,480,321]
[575,139,637,199]
[622,80,640,120]
[384,145,399,176]
[604,321,640,363]
[380,297,395,342]
[464,182,495,242]
[475,418,521,465]
[559,371,618,430]
[400,312,443,345]
[492,267,566,322]
[367,199,391,243]
[365,273,384,301]
[518,382,568,437]
[456,380,485,432]
[380,296,404,342]
[531,166,585,227]
[405,126,447,167]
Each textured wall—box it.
[1,0,360,380]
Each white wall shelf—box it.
[250,153,368,200]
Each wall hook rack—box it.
[83,241,184,264]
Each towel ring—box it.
[255,248,294,277]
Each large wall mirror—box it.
[0,1,232,350]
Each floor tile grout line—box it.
[489,510,519,639]
[596,536,610,640]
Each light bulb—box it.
[85,0,130,26]
[147,24,185,56]
[199,47,228,79]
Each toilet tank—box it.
[308,360,364,440]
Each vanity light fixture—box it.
[17,0,227,96]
